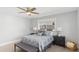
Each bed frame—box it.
[14,41,53,52]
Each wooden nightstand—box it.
[53,36,65,47]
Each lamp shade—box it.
[33,27,37,31]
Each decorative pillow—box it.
[37,32,43,36]
[50,32,53,36]
[29,33,36,35]
[44,31,53,36]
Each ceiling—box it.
[0,7,77,19]
[17,7,77,19]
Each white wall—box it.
[32,11,78,42]
[56,11,77,41]
[0,7,31,44]
[0,7,78,45]
[77,8,79,44]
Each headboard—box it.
[37,18,55,32]
[39,24,54,31]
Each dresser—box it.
[53,36,65,47]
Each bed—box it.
[21,24,55,52]
[21,32,54,52]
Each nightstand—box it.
[53,36,65,47]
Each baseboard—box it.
[0,39,21,47]
[0,39,21,52]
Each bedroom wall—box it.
[55,11,77,42]
[77,8,79,45]
[0,7,31,44]
[32,11,78,42]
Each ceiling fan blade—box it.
[31,8,36,11]
[31,12,39,14]
[18,12,26,13]
[17,7,26,12]
[26,7,31,12]
[26,7,30,10]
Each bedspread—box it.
[22,35,53,51]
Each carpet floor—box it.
[46,45,72,52]
[16,45,79,52]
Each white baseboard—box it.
[0,39,21,47]
[0,39,21,52]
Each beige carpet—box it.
[17,45,77,52]
[46,45,72,52]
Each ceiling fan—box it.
[17,7,39,16]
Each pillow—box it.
[41,32,46,36]
[50,32,53,36]
[45,31,53,36]
[37,32,43,36]
[29,33,36,35]
[45,31,50,35]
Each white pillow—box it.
[45,31,53,36]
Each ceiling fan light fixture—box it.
[17,7,39,16]
[26,12,32,16]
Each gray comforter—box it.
[22,35,53,51]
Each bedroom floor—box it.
[46,45,72,52]
[17,45,79,52]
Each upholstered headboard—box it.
[39,24,54,31]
